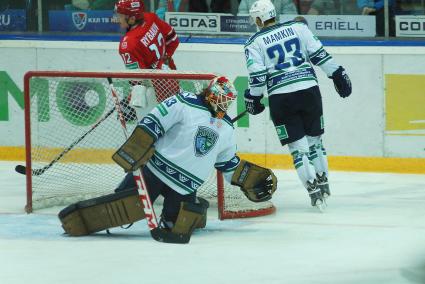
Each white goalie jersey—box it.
[139,92,240,195]
[244,21,339,96]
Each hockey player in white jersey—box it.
[111,76,277,239]
[243,0,352,210]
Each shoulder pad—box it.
[177,92,207,108]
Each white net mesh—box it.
[25,70,274,219]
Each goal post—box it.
[23,70,276,219]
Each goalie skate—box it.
[316,173,330,198]
[307,180,326,212]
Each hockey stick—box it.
[15,99,129,176]
[107,77,190,244]
[231,110,248,123]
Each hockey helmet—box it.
[249,0,276,24]
[206,76,237,119]
[115,0,145,20]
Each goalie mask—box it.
[115,0,145,20]
[205,76,237,119]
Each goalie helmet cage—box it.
[23,70,275,220]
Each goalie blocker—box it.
[231,160,277,202]
[112,125,156,172]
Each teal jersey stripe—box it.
[268,63,312,79]
[317,56,332,66]
[268,77,317,93]
[125,62,139,69]
[221,163,239,172]
[149,161,195,194]
[176,94,209,112]
[146,113,165,135]
[249,69,268,76]
[156,103,168,116]
[154,152,204,184]
[310,47,324,58]
[250,81,267,87]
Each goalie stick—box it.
[231,110,248,123]
[15,94,133,176]
[107,77,191,244]
[15,101,124,176]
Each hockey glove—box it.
[118,99,138,123]
[242,172,276,202]
[244,89,265,115]
[329,66,352,98]
[231,160,277,203]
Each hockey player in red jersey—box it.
[115,0,180,104]
[115,0,179,70]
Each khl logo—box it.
[72,12,87,31]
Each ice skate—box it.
[307,180,326,212]
[316,173,330,198]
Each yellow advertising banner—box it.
[386,74,425,135]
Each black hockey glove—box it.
[118,100,137,123]
[329,66,352,98]
[244,89,265,115]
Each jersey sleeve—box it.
[138,95,184,141]
[297,23,339,77]
[214,135,241,184]
[154,14,179,57]
[244,39,268,96]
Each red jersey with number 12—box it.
[119,12,179,69]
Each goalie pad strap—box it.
[58,189,145,236]
[171,197,209,235]
[112,126,156,172]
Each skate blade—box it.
[314,199,327,212]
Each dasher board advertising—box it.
[166,12,376,37]
[282,15,376,37]
[396,15,425,37]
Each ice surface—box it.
[1,161,425,284]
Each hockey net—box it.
[24,70,275,219]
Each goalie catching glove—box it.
[112,126,156,172]
[231,160,277,202]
